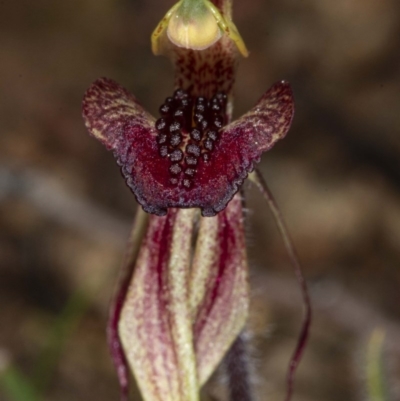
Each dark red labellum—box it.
[82,78,294,216]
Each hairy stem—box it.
[225,331,253,401]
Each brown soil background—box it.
[1,0,400,400]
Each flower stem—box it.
[225,332,253,401]
[249,169,312,401]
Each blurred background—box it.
[1,0,399,400]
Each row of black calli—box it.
[155,88,227,188]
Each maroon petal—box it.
[82,77,169,216]
[82,79,293,217]
[185,81,294,216]
[82,77,156,152]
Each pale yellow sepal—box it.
[151,0,248,57]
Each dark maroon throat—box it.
[155,88,228,189]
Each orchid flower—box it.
[82,1,311,401]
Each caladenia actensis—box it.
[82,1,311,401]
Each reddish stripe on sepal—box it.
[118,209,199,401]
[107,208,149,401]
[190,193,249,385]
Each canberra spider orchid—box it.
[82,1,311,400]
